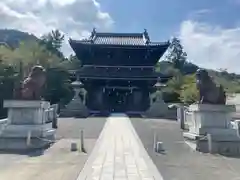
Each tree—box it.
[42,30,64,50]
[166,37,187,71]
[44,68,74,105]
[0,45,16,65]
[179,74,199,104]
[59,54,81,70]
[0,62,16,118]
[40,29,65,59]
[10,40,62,76]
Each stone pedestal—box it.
[145,91,169,118]
[183,104,240,155]
[0,100,56,150]
[145,101,169,118]
[186,104,235,135]
[60,80,89,118]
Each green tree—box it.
[44,68,74,105]
[11,41,62,76]
[155,62,161,72]
[166,37,187,72]
[40,29,65,59]
[179,74,199,104]
[59,54,81,70]
[0,61,16,118]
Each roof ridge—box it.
[95,32,144,37]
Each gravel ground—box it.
[131,118,240,180]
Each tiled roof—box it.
[69,29,169,46]
[93,34,145,45]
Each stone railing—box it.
[45,104,58,123]
[0,118,8,135]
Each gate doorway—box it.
[105,88,131,112]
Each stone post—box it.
[177,105,185,130]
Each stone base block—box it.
[4,100,51,125]
[145,102,170,118]
[0,134,55,150]
[0,123,55,137]
[189,128,240,140]
[0,122,56,150]
[183,132,240,156]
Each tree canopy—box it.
[40,29,65,59]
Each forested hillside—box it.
[0,29,37,49]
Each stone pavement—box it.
[0,139,92,180]
[77,113,163,180]
[131,118,240,180]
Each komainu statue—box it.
[196,69,226,104]
[14,65,46,100]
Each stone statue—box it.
[196,69,226,104]
[14,65,46,100]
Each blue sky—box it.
[1,0,240,72]
[99,0,240,40]
[93,0,240,72]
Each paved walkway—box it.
[77,114,163,180]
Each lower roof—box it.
[76,66,171,80]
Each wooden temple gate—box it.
[69,29,170,114]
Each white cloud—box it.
[188,9,212,20]
[180,20,240,73]
[0,0,114,56]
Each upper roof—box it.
[69,28,169,46]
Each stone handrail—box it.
[45,104,58,124]
[184,110,192,129]
[0,118,9,135]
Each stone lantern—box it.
[60,76,89,117]
[71,79,84,103]
[152,80,166,104]
[146,79,169,118]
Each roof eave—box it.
[69,39,170,48]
